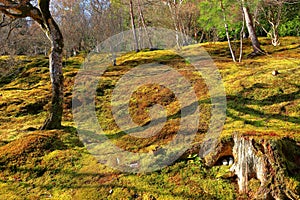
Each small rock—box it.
[133,193,139,198]
[222,159,228,166]
[129,162,139,168]
[109,189,113,194]
[272,70,279,76]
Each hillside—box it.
[0,37,299,199]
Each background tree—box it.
[52,0,91,56]
[90,0,124,50]
[255,0,299,46]
[1,0,299,58]
[220,0,237,62]
[0,0,64,130]
[241,0,264,55]
[277,0,300,36]
[199,0,242,59]
[129,0,139,51]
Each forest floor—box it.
[0,37,299,199]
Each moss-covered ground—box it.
[0,37,299,199]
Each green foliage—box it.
[279,16,300,37]
[198,0,243,41]
[278,2,300,37]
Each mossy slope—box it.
[0,37,299,199]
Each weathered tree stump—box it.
[231,134,300,199]
[200,134,300,199]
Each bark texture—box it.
[38,0,64,130]
[40,23,64,129]
[200,134,300,199]
[230,135,300,199]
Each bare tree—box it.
[0,0,64,130]
[137,0,153,49]
[53,0,91,55]
[129,0,139,52]
[164,0,184,47]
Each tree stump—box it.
[200,134,300,199]
[230,134,300,199]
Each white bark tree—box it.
[0,0,64,130]
[220,0,237,62]
[255,0,298,46]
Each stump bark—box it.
[200,134,300,199]
[230,135,300,199]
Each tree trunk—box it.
[137,0,153,49]
[39,0,64,130]
[129,0,139,52]
[220,1,236,62]
[0,0,64,130]
[241,1,264,56]
[239,2,245,62]
[271,25,280,46]
[167,1,181,47]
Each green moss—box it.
[0,37,300,199]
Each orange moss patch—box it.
[0,131,64,165]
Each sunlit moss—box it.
[0,37,299,199]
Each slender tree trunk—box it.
[39,0,64,130]
[239,3,245,62]
[137,0,153,49]
[167,1,180,47]
[220,1,236,62]
[241,0,264,55]
[199,31,205,43]
[180,21,189,45]
[129,0,139,52]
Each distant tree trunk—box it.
[166,0,181,47]
[39,0,64,130]
[271,25,280,46]
[137,0,153,49]
[129,0,139,52]
[220,1,236,62]
[241,0,264,56]
[199,31,205,43]
[239,2,246,62]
